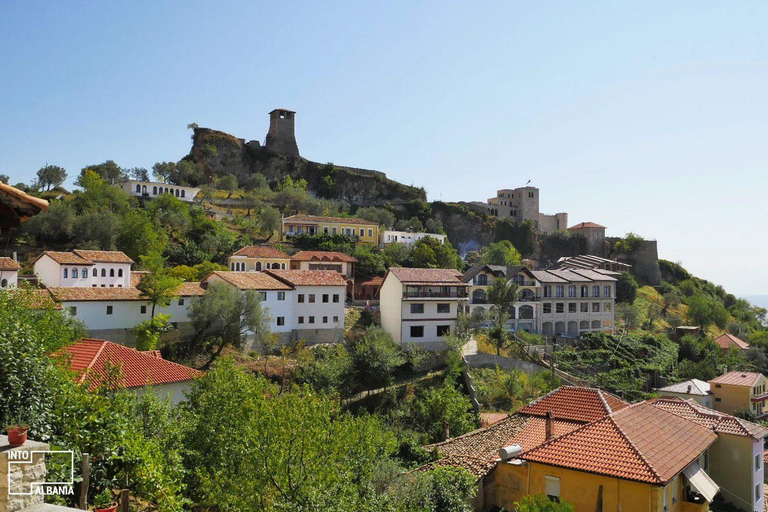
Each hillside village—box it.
[1,109,768,512]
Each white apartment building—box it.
[227,245,291,271]
[463,264,541,333]
[380,230,447,246]
[120,180,200,202]
[380,267,468,350]
[0,257,20,288]
[34,250,134,288]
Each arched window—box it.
[281,263,286,269]
[101,268,106,277]
[82,268,88,278]
[72,268,78,278]
[543,285,552,298]
[181,190,185,198]
[256,262,262,271]
[110,268,115,277]
[477,274,488,286]
[1,279,7,288]
[63,268,68,278]
[153,186,158,195]
[118,269,123,277]
[135,184,141,193]
[568,285,576,298]
[603,285,611,297]
[581,285,589,298]
[142,185,147,194]
[230,263,234,270]
[555,285,564,298]
[272,263,280,269]
[175,189,180,197]
[593,285,600,297]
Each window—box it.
[580,303,589,313]
[593,285,600,297]
[0,279,6,288]
[72,268,78,278]
[323,316,328,323]
[604,302,612,312]
[715,384,721,388]
[437,303,450,314]
[308,294,315,303]
[603,285,611,297]
[757,484,761,502]
[278,291,285,301]
[153,186,157,194]
[581,285,589,297]
[181,190,185,198]
[543,285,552,298]
[101,268,106,277]
[568,285,576,298]
[592,302,600,313]
[333,294,340,303]
[69,307,77,316]
[715,397,722,402]
[136,184,141,193]
[543,303,552,314]
[63,268,68,278]
[411,303,425,314]
[545,476,560,503]
[106,306,113,315]
[141,305,147,314]
[178,298,185,306]
[556,303,564,313]
[410,326,424,338]
[568,303,576,313]
[118,269,123,277]
[82,268,88,278]
[259,292,267,301]
[298,316,305,324]
[437,325,451,336]
[110,268,115,277]
[332,227,337,235]
[298,294,305,303]
[360,228,365,236]
[322,294,329,303]
[555,285,564,298]
[309,316,315,324]
[477,274,488,285]
[323,226,329,234]
[368,229,373,238]
[277,317,285,326]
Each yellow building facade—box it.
[281,214,379,245]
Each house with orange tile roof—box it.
[227,245,291,272]
[63,338,202,405]
[281,214,379,245]
[709,371,768,419]
[34,250,134,288]
[290,250,358,298]
[0,257,21,288]
[714,333,750,352]
[380,267,468,349]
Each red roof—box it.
[714,333,749,350]
[266,269,348,287]
[38,251,94,265]
[521,402,717,484]
[283,214,378,226]
[73,250,133,264]
[202,271,291,290]
[63,339,202,390]
[710,371,763,387]
[649,397,768,439]
[47,286,144,301]
[517,386,629,423]
[291,251,357,263]
[177,282,206,296]
[0,257,21,271]
[231,245,290,259]
[387,267,464,285]
[567,222,606,230]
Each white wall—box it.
[400,299,461,344]
[90,263,132,288]
[381,231,446,246]
[131,381,194,407]
[0,269,18,288]
[34,255,132,288]
[35,255,66,287]
[293,285,346,331]
[379,274,403,342]
[121,181,200,202]
[227,256,289,272]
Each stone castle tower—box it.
[265,108,300,157]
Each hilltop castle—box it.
[470,186,568,235]
[264,108,300,157]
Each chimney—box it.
[12,251,18,262]
[723,366,728,375]
[687,384,692,394]
[545,410,553,440]
[442,420,450,441]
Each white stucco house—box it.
[63,338,202,406]
[380,231,447,246]
[380,267,468,350]
[120,180,200,202]
[0,257,20,288]
[227,245,291,271]
[34,250,134,288]
[654,379,713,408]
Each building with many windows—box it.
[281,214,379,245]
[380,267,468,349]
[380,230,446,246]
[227,245,291,271]
[709,371,768,419]
[120,180,200,202]
[34,250,134,288]
[463,265,540,333]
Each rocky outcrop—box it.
[431,202,496,255]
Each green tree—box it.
[481,240,522,266]
[216,173,239,199]
[244,173,269,191]
[411,236,460,269]
[36,164,68,190]
[354,246,386,276]
[190,282,272,364]
[408,381,477,442]
[487,278,519,355]
[81,160,126,184]
[259,205,281,238]
[23,202,76,244]
[390,467,476,511]
[356,207,395,229]
[616,272,638,304]
[515,494,575,512]
[73,211,121,249]
[350,325,406,392]
[73,169,132,214]
[116,209,167,261]
[132,313,173,351]
[128,167,150,181]
[136,252,182,319]
[686,295,729,329]
[0,174,8,183]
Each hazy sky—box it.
[2,1,767,295]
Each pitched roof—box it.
[177,282,206,296]
[556,255,632,270]
[0,257,21,271]
[47,286,144,301]
[130,270,150,287]
[231,245,290,259]
[517,386,629,423]
[283,214,378,225]
[5,289,62,310]
[203,271,292,290]
[411,455,497,481]
[38,251,94,265]
[266,269,348,287]
[655,379,710,396]
[0,181,49,214]
[461,264,527,283]
[73,250,133,264]
[521,402,717,484]
[649,397,768,440]
[710,371,763,387]
[568,222,606,230]
[480,412,510,427]
[387,267,464,285]
[291,250,357,263]
[531,269,617,283]
[714,333,749,350]
[63,338,202,391]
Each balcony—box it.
[403,286,468,299]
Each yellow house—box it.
[281,214,379,245]
[497,402,719,512]
[709,371,768,419]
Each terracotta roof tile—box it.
[291,251,357,263]
[63,338,202,391]
[73,250,133,264]
[387,267,464,285]
[521,402,717,484]
[39,251,94,265]
[714,333,750,350]
[130,271,150,287]
[411,455,497,481]
[480,413,509,427]
[283,214,379,226]
[710,371,763,387]
[47,286,144,301]
[649,397,768,439]
[231,245,290,259]
[518,386,629,423]
[568,222,606,230]
[177,282,206,296]
[266,269,347,287]
[0,257,21,271]
[203,271,292,290]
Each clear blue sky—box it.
[2,1,767,295]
